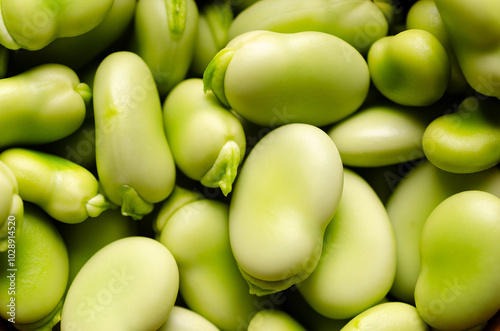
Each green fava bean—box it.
[434,0,500,99]
[191,3,233,77]
[228,0,390,54]
[0,205,69,329]
[340,302,429,331]
[298,169,396,320]
[422,96,500,174]
[0,64,91,149]
[134,0,199,96]
[204,30,370,127]
[10,0,137,71]
[327,103,430,167]
[415,191,500,330]
[248,310,306,331]
[61,237,179,331]
[57,209,137,286]
[159,199,259,330]
[157,306,219,331]
[163,78,246,196]
[229,123,343,295]
[94,51,176,220]
[368,29,450,106]
[0,0,114,51]
[154,185,204,235]
[0,148,112,224]
[387,161,500,304]
[406,0,468,94]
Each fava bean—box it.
[157,306,219,331]
[10,0,137,71]
[406,0,467,94]
[154,185,204,235]
[229,123,343,295]
[0,204,69,329]
[61,237,179,331]
[434,0,500,99]
[159,199,259,330]
[0,64,90,149]
[0,148,112,224]
[247,310,306,331]
[422,96,500,173]
[191,3,233,77]
[204,30,370,127]
[368,29,450,106]
[387,161,500,303]
[93,51,176,220]
[415,191,500,330]
[298,169,396,319]
[340,302,429,331]
[327,102,430,167]
[163,78,246,196]
[134,0,199,96]
[228,0,391,54]
[0,0,114,50]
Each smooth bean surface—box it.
[229,123,343,295]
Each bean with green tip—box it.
[0,64,91,149]
[134,0,199,96]
[0,148,112,224]
[93,51,176,220]
[163,78,246,196]
[191,2,233,77]
[204,30,370,127]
